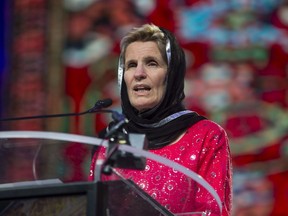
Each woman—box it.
[90,24,232,215]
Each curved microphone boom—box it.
[0,97,129,139]
[0,98,113,121]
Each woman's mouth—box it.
[133,85,151,92]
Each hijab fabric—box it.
[117,27,205,149]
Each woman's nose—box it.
[134,64,147,80]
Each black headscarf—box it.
[115,26,205,149]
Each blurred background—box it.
[0,0,288,215]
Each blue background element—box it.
[0,0,6,117]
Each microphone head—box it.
[95,98,113,109]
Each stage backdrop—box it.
[1,0,288,215]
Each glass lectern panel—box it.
[0,132,99,185]
[0,131,222,216]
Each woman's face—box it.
[124,41,168,112]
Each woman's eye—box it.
[127,63,136,68]
[148,61,157,66]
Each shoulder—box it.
[189,118,226,134]
[185,119,229,146]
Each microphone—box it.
[87,98,112,113]
[0,98,113,121]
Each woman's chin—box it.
[132,102,154,112]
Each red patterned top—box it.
[89,119,232,215]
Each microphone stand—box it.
[101,115,147,175]
[0,98,113,122]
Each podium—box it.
[0,131,222,215]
